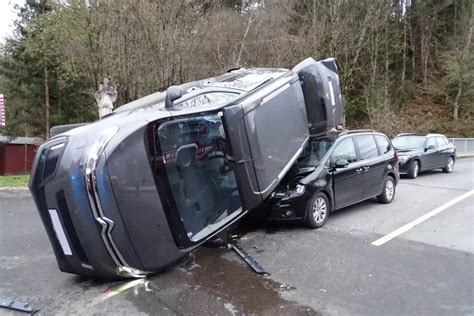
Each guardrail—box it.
[449,138,474,154]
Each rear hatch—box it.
[292,57,344,136]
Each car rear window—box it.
[374,135,391,154]
[355,135,378,159]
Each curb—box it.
[0,187,29,191]
[458,154,474,159]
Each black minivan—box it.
[267,130,399,228]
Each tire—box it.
[442,156,455,173]
[377,176,396,204]
[304,192,330,229]
[407,160,419,179]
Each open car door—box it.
[292,57,344,136]
[223,73,310,211]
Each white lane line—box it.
[371,190,474,246]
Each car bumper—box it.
[397,159,412,174]
[266,189,308,221]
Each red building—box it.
[0,136,42,175]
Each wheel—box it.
[377,176,396,204]
[304,192,330,229]
[407,160,419,179]
[442,156,454,173]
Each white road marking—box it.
[371,190,474,246]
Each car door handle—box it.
[355,168,363,173]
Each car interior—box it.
[156,115,241,240]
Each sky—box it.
[0,0,25,43]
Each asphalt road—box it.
[0,158,473,315]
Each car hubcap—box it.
[414,163,418,177]
[447,158,454,172]
[385,179,394,200]
[312,197,327,224]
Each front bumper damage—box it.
[267,184,307,221]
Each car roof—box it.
[395,133,446,137]
[310,129,388,141]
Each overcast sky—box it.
[0,0,24,43]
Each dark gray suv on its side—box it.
[266,130,399,228]
[29,57,344,279]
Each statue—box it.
[95,78,118,119]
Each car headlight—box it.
[82,126,119,173]
[399,156,410,164]
[295,184,306,194]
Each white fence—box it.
[450,138,474,154]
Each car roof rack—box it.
[339,129,376,135]
[396,133,430,137]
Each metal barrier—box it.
[449,138,474,154]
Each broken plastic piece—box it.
[229,244,266,274]
[0,298,36,314]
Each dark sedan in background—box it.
[392,133,456,179]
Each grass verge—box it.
[0,175,30,188]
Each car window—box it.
[436,136,447,147]
[426,137,437,148]
[174,92,239,110]
[298,138,335,168]
[330,138,357,164]
[355,135,378,159]
[392,135,426,149]
[374,135,391,155]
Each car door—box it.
[223,73,309,211]
[423,137,439,170]
[354,134,387,199]
[330,137,364,209]
[435,136,449,167]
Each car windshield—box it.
[173,91,240,110]
[154,114,242,242]
[392,135,426,150]
[297,137,335,168]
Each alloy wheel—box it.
[312,197,328,224]
[413,162,419,178]
[385,178,395,201]
[447,157,454,172]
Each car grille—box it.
[32,138,67,188]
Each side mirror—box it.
[165,86,183,108]
[425,145,435,152]
[334,158,349,169]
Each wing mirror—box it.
[334,159,349,169]
[424,145,435,152]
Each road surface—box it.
[0,158,473,315]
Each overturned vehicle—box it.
[29,57,343,278]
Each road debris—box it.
[0,298,36,314]
[228,244,266,274]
